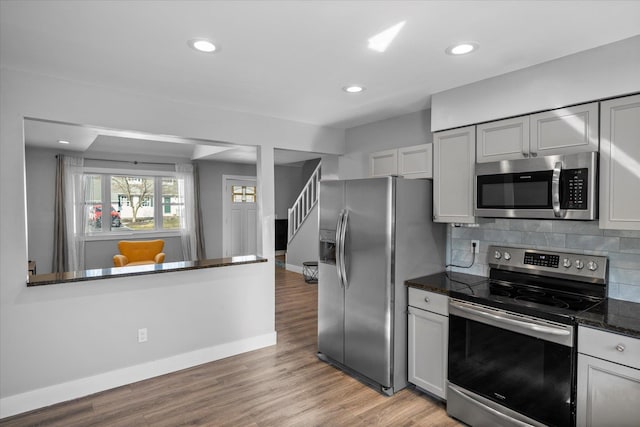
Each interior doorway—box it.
[222,175,257,257]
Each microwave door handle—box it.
[552,161,564,218]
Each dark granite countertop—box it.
[577,298,640,339]
[408,273,640,339]
[27,255,267,286]
[406,271,488,296]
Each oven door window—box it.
[448,314,573,427]
[477,170,552,209]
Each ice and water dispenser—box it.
[319,229,336,264]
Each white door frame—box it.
[222,174,257,257]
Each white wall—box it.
[431,35,640,131]
[0,67,345,418]
[341,109,433,178]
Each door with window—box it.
[224,177,257,256]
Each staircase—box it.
[288,163,321,242]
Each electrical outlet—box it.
[138,328,148,343]
[471,240,480,254]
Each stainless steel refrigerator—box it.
[317,176,446,395]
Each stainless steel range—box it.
[447,245,608,427]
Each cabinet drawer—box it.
[579,326,640,370]
[408,287,448,316]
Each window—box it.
[232,185,256,203]
[84,173,186,234]
[161,178,182,230]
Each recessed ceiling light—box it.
[57,140,70,144]
[343,85,365,93]
[445,42,479,56]
[368,21,406,52]
[188,39,217,53]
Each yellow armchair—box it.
[113,240,166,267]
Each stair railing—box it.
[288,163,321,242]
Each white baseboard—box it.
[285,263,303,274]
[0,331,277,419]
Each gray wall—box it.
[341,109,432,179]
[25,147,56,274]
[274,165,304,220]
[197,160,257,259]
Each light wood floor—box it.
[1,266,461,426]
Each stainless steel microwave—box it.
[474,152,597,220]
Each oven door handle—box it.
[450,301,571,337]
[448,385,537,427]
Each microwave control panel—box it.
[561,168,588,210]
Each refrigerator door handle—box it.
[339,210,349,288]
[335,210,346,288]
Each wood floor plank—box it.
[0,265,461,427]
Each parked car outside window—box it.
[89,205,121,228]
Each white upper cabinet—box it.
[433,126,475,223]
[476,116,530,163]
[369,148,398,177]
[476,102,598,163]
[369,144,432,179]
[398,144,433,179]
[530,102,599,156]
[599,94,640,230]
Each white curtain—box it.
[176,163,198,261]
[63,155,85,271]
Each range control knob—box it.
[587,261,598,271]
[504,252,511,261]
[494,250,502,260]
[575,260,584,270]
[563,258,572,268]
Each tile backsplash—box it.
[447,219,640,303]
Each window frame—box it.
[82,167,185,240]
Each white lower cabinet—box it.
[577,326,640,427]
[407,288,448,399]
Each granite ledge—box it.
[405,271,487,295]
[27,255,268,286]
[577,298,640,339]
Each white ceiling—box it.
[4,1,640,159]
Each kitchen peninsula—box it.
[27,255,267,286]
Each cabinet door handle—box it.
[424,297,430,303]
[616,344,625,352]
